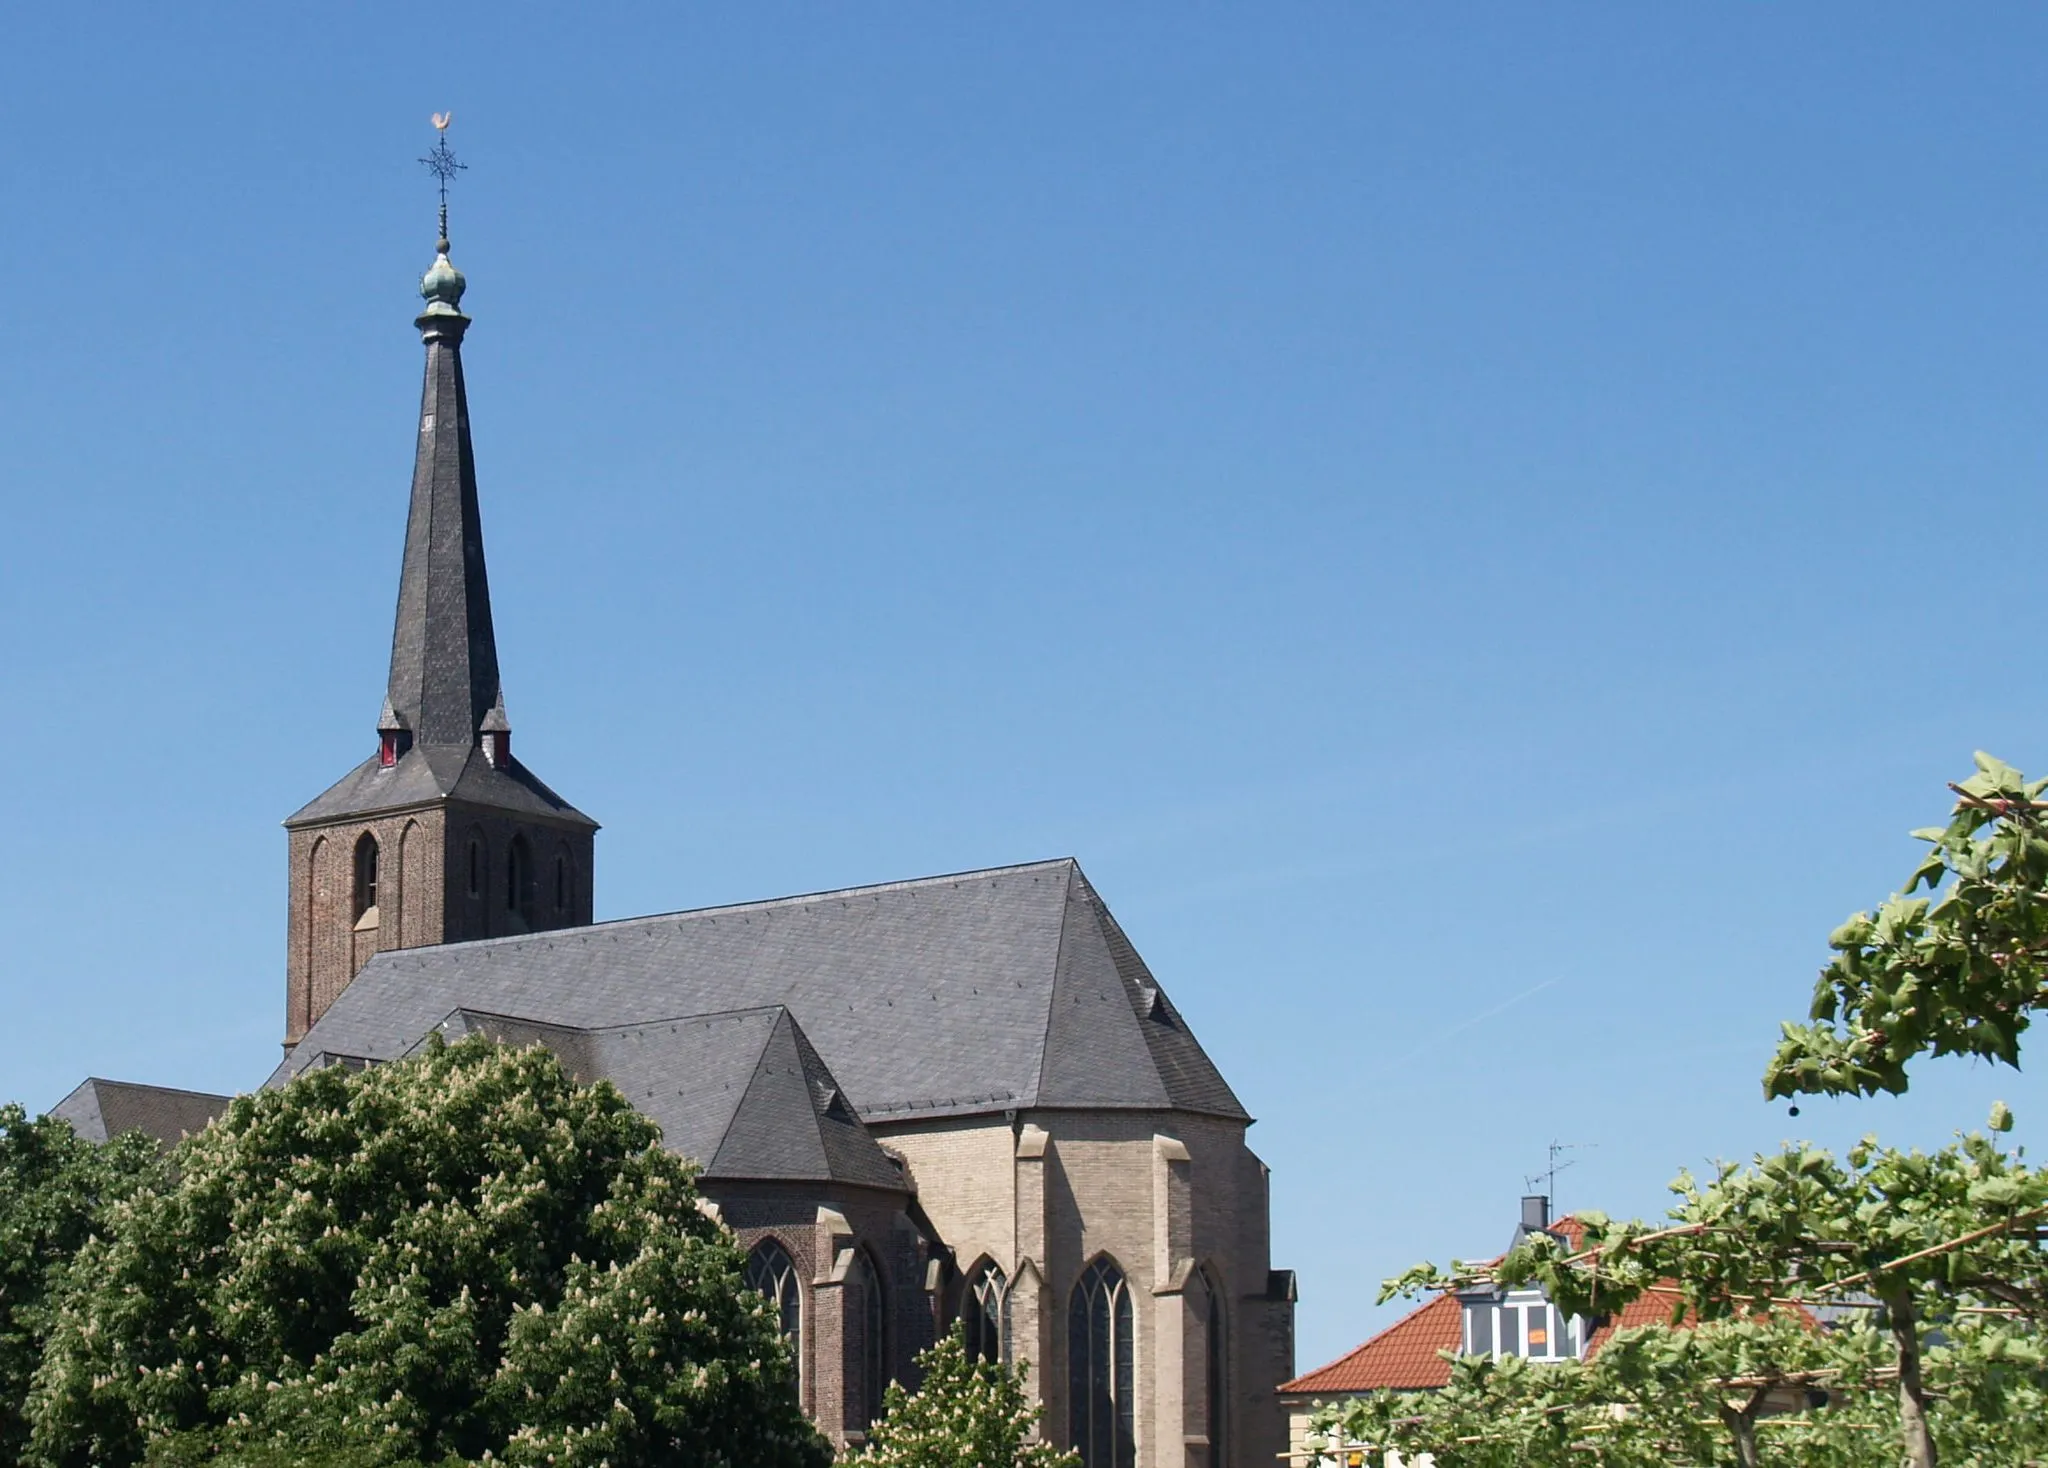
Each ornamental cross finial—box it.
[419,112,466,251]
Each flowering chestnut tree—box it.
[25,1036,831,1468]
[850,1327,1075,1468]
[0,1104,163,1464]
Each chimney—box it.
[1521,1194,1551,1231]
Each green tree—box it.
[0,1103,164,1464]
[1477,1126,2048,1468]
[850,1327,1076,1468]
[25,1035,831,1468]
[1767,752,2048,1099]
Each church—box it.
[53,209,1296,1468]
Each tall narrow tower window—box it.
[506,835,529,914]
[352,834,379,920]
[554,852,569,914]
[467,836,483,899]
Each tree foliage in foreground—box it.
[1767,752,2048,1099]
[0,1104,164,1464]
[1352,744,2048,1468]
[1313,1314,2048,1467]
[1498,1125,2048,1467]
[25,1036,831,1468]
[849,1327,1077,1468]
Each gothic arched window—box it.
[848,1250,888,1431]
[352,833,379,920]
[1202,1268,1228,1468]
[1069,1257,1134,1468]
[466,832,483,899]
[506,834,530,915]
[962,1259,1009,1365]
[745,1239,802,1381]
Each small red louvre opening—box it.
[379,732,399,768]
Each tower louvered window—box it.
[962,1260,1009,1365]
[506,834,529,915]
[352,833,379,920]
[1069,1258,1135,1468]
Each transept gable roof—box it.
[411,1006,904,1189]
[268,858,1248,1126]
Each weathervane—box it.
[419,112,466,250]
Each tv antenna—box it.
[1524,1140,1597,1208]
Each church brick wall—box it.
[285,802,594,1050]
[708,1181,938,1455]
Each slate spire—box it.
[384,223,503,750]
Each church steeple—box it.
[281,122,596,1053]
[383,229,502,754]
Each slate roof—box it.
[49,1078,231,1148]
[406,1006,906,1189]
[285,746,595,828]
[283,259,593,833]
[388,301,499,749]
[270,857,1247,1126]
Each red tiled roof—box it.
[1280,1216,1708,1397]
[1283,1291,1464,1393]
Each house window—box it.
[962,1260,1008,1365]
[848,1250,888,1430]
[1468,1295,1581,1362]
[745,1239,802,1383]
[1463,1302,1494,1357]
[352,833,379,919]
[1069,1257,1135,1468]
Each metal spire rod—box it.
[419,112,466,249]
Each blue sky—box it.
[4,5,2048,1370]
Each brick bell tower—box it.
[282,164,597,1052]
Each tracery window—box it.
[352,833,379,919]
[745,1239,802,1382]
[1069,1257,1134,1468]
[962,1259,1009,1365]
[848,1250,888,1430]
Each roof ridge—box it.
[77,1078,235,1102]
[707,1013,803,1179]
[369,856,1084,959]
[443,1002,791,1034]
[1031,862,1080,1110]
